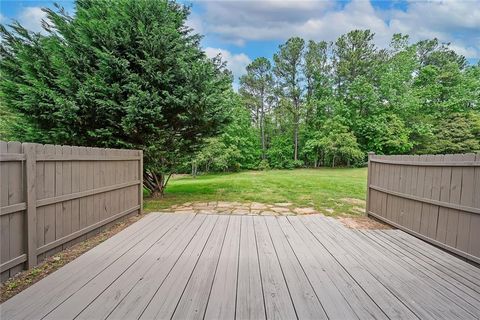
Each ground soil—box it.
[338,215,392,230]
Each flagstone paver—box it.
[161,201,324,216]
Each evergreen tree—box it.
[239,57,273,159]
[0,0,232,196]
[273,37,305,161]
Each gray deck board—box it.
[204,215,241,320]
[2,212,479,320]
[386,229,480,284]
[265,216,326,320]
[357,230,480,318]
[364,230,480,313]
[236,216,266,320]
[43,214,188,320]
[171,215,229,320]
[318,216,477,320]
[76,213,200,319]
[253,216,297,320]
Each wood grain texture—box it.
[3,213,479,320]
[0,141,142,279]
[367,153,480,264]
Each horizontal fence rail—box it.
[366,152,480,264]
[0,141,143,281]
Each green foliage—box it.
[304,118,364,167]
[239,57,273,159]
[0,0,232,196]
[192,93,260,173]
[426,112,480,154]
[267,134,295,169]
[257,159,270,171]
[239,30,479,170]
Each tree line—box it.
[192,31,480,172]
[1,0,479,196]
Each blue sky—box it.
[1,0,479,86]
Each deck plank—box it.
[172,215,230,320]
[288,216,417,320]
[139,215,219,319]
[276,217,360,319]
[1,212,169,320]
[204,215,241,320]
[43,214,188,319]
[235,216,266,320]
[76,214,201,319]
[2,213,479,320]
[363,230,480,316]
[317,216,477,320]
[265,216,327,320]
[253,216,297,320]
[385,229,480,284]
[287,216,388,320]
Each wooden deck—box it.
[1,212,479,320]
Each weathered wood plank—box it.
[94,214,203,320]
[386,229,480,285]
[362,230,480,317]
[1,213,167,320]
[236,216,266,320]
[172,215,230,320]
[265,216,328,320]
[289,216,416,320]
[43,145,56,258]
[0,141,10,281]
[35,144,45,262]
[252,216,297,320]
[293,216,391,319]
[319,216,476,320]
[139,215,219,319]
[7,141,24,276]
[204,215,241,320]
[44,214,188,319]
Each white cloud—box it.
[0,13,6,24]
[196,0,480,59]
[204,47,251,80]
[186,12,204,34]
[18,7,47,33]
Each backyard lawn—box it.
[144,168,367,216]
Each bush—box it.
[257,159,271,171]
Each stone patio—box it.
[160,201,322,216]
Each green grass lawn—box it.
[144,168,368,216]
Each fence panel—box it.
[367,153,480,264]
[0,141,143,280]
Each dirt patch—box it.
[340,198,366,206]
[338,216,392,230]
[0,212,148,303]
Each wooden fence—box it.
[366,152,480,264]
[0,141,143,281]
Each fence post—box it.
[365,152,375,217]
[24,143,37,268]
[138,150,143,215]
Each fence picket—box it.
[368,153,480,264]
[0,141,142,280]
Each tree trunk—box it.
[293,115,299,161]
[191,161,197,178]
[260,93,266,160]
[143,170,172,198]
